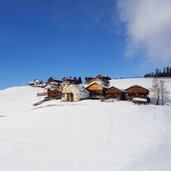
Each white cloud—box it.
[117,0,171,63]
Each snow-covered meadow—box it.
[0,78,171,171]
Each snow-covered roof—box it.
[94,78,105,84]
[63,84,89,94]
[74,85,89,93]
[34,79,40,82]
[125,85,149,91]
[85,81,109,89]
[49,82,59,85]
[106,86,126,93]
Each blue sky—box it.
[0,0,171,89]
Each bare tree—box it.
[159,80,169,105]
[150,78,160,105]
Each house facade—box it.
[62,84,90,102]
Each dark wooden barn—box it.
[47,85,64,99]
[47,77,62,85]
[125,85,149,100]
[106,86,124,100]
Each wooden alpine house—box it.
[47,85,63,99]
[47,77,62,85]
[86,82,108,99]
[106,86,124,100]
[125,85,149,100]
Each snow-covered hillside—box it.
[110,77,171,91]
[0,78,171,171]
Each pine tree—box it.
[78,77,82,84]
[155,68,159,77]
[166,66,169,77]
[163,67,166,77]
[169,67,171,77]
[85,77,94,84]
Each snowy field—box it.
[0,78,171,171]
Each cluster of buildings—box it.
[31,75,150,104]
